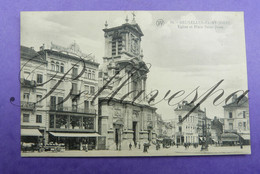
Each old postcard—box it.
[20,11,250,157]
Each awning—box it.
[221,133,239,142]
[240,134,250,140]
[49,132,101,138]
[21,129,42,136]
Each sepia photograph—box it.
[20,11,250,157]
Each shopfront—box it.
[49,132,100,150]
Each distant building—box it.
[222,95,250,145]
[210,116,223,144]
[174,101,201,145]
[98,18,157,150]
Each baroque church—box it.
[97,15,157,150]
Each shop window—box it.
[36,115,42,123]
[83,117,94,129]
[56,115,68,129]
[70,116,81,129]
[23,114,29,122]
[37,74,43,83]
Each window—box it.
[92,71,95,80]
[36,115,42,123]
[229,123,233,130]
[60,63,64,73]
[57,97,63,111]
[36,95,42,104]
[229,112,233,118]
[49,115,54,128]
[51,61,55,71]
[72,83,78,94]
[72,67,78,78]
[72,99,78,112]
[243,122,246,130]
[56,62,59,72]
[37,74,43,83]
[90,86,95,95]
[88,70,92,79]
[243,111,246,118]
[23,93,30,100]
[83,117,94,129]
[178,115,182,122]
[23,114,29,122]
[50,96,56,110]
[84,85,89,94]
[98,72,103,78]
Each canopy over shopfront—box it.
[21,129,42,136]
[49,132,100,137]
[221,133,239,142]
[240,134,250,140]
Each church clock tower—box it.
[103,14,144,61]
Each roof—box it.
[21,46,46,63]
[174,101,205,113]
[223,95,248,108]
[103,23,144,36]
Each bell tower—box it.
[103,13,144,62]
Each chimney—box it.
[232,94,237,102]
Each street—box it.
[21,145,251,157]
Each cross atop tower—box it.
[132,11,136,23]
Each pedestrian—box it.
[134,142,137,148]
[143,143,148,153]
[129,143,132,150]
[138,142,141,149]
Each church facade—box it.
[97,17,157,150]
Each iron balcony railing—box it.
[49,106,96,114]
[20,101,35,110]
[20,78,36,88]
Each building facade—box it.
[20,46,48,146]
[21,43,101,150]
[222,95,250,145]
[174,101,201,145]
[98,18,157,150]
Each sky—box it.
[21,11,249,120]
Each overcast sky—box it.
[21,11,248,120]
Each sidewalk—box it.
[21,145,251,157]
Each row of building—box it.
[156,97,250,146]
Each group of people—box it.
[128,142,151,153]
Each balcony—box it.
[21,101,35,110]
[20,78,36,88]
[49,106,96,114]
